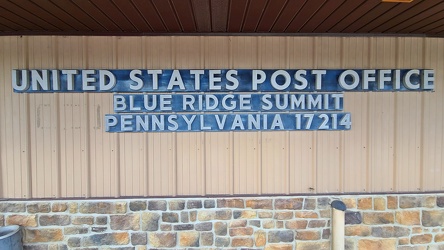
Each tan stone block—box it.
[179,231,199,247]
[387,196,398,209]
[412,226,422,234]
[265,244,294,250]
[357,238,396,250]
[149,232,176,248]
[263,219,275,229]
[72,216,94,225]
[285,220,307,229]
[398,237,409,245]
[396,210,420,225]
[274,211,293,220]
[110,214,140,230]
[345,225,371,236]
[362,212,394,224]
[217,199,244,208]
[342,197,357,209]
[231,237,254,247]
[435,233,444,242]
[69,202,78,213]
[6,215,38,227]
[197,211,215,221]
[236,210,257,219]
[254,230,266,247]
[295,211,318,218]
[410,234,432,244]
[246,199,273,209]
[319,209,331,218]
[296,241,329,250]
[258,211,273,218]
[0,215,4,226]
[229,219,247,228]
[374,197,386,211]
[141,212,160,231]
[83,232,129,246]
[422,210,444,227]
[229,227,253,236]
[295,230,320,240]
[24,229,64,243]
[275,198,303,210]
[358,197,372,210]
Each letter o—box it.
[339,70,360,90]
[271,70,291,90]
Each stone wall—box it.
[0,194,444,249]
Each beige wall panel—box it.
[232,37,261,194]
[174,37,206,195]
[395,38,423,192]
[116,37,146,196]
[314,37,343,193]
[27,37,60,198]
[288,37,317,193]
[259,37,290,194]
[0,37,30,198]
[87,37,118,197]
[423,38,444,191]
[56,37,89,198]
[368,37,397,192]
[202,37,233,194]
[342,37,370,193]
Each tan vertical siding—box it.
[1,36,443,198]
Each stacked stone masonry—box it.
[0,194,444,249]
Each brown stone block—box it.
[149,232,176,248]
[162,212,179,223]
[265,243,294,250]
[371,226,410,238]
[0,203,26,213]
[64,226,89,235]
[0,215,4,226]
[274,211,293,220]
[110,214,140,230]
[229,219,247,228]
[215,210,232,220]
[214,222,227,236]
[168,200,184,211]
[24,228,64,243]
[357,238,396,250]
[72,216,94,225]
[296,241,329,250]
[200,232,213,246]
[422,210,444,227]
[255,230,266,247]
[387,196,398,209]
[141,212,160,231]
[362,212,394,224]
[39,215,71,226]
[411,234,432,244]
[217,199,244,208]
[398,237,409,245]
[83,232,129,246]
[51,203,68,212]
[263,219,275,229]
[396,210,420,225]
[246,199,273,209]
[357,197,372,210]
[285,220,307,229]
[79,202,127,214]
[268,230,294,243]
[275,198,303,210]
[234,210,257,219]
[295,211,318,218]
[231,237,254,247]
[229,227,253,236]
[345,225,371,236]
[308,219,327,228]
[27,203,51,213]
[131,232,147,245]
[179,231,199,247]
[6,215,37,227]
[130,201,147,211]
[435,233,444,242]
[295,230,320,240]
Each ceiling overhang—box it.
[1,0,444,37]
